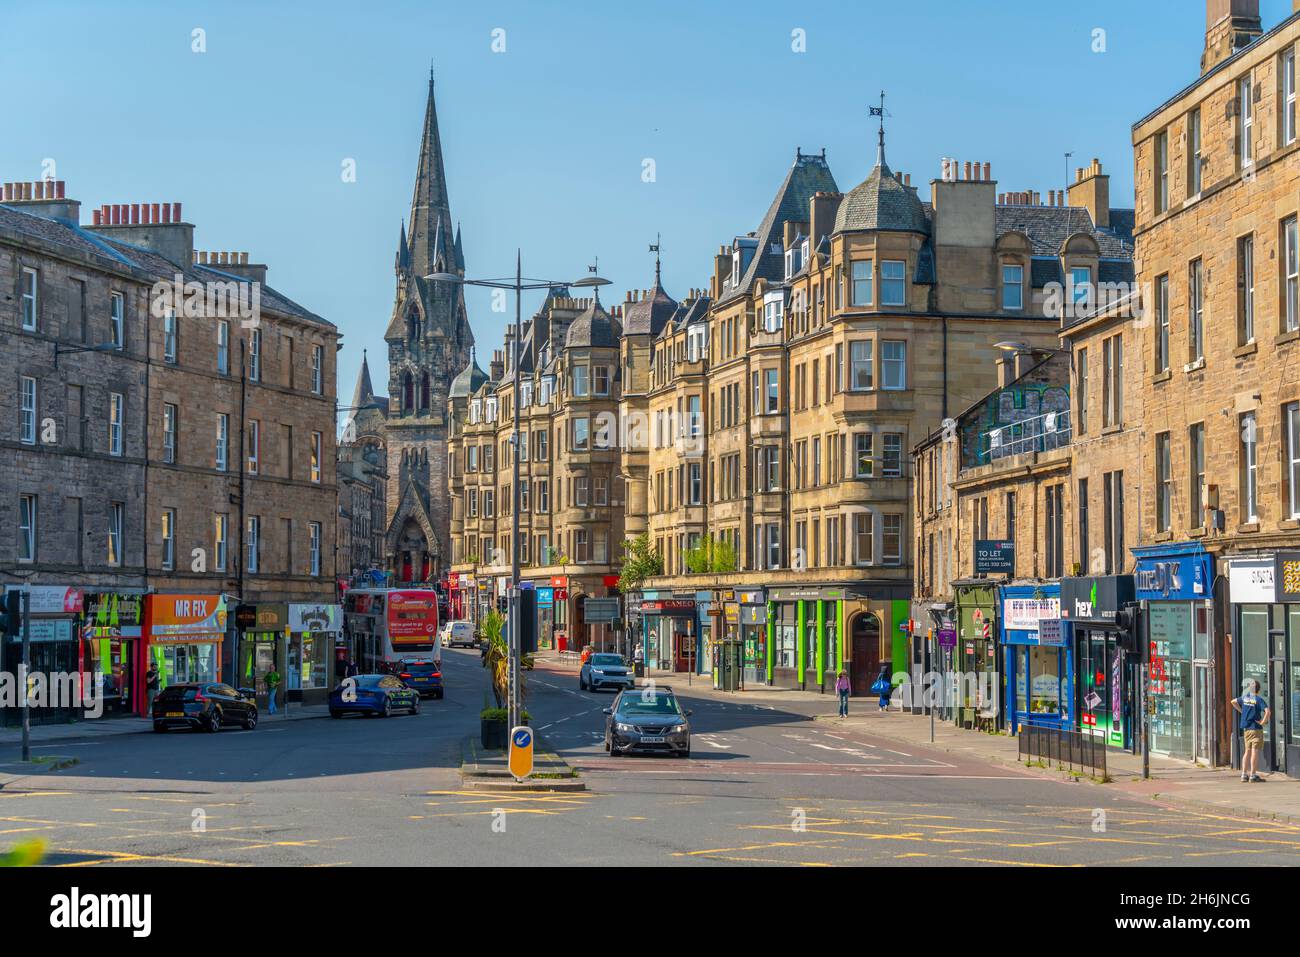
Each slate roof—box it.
[621,280,679,337]
[565,298,622,349]
[0,204,331,327]
[994,205,1134,259]
[449,350,490,398]
[833,161,930,235]
[717,151,838,306]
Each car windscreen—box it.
[591,655,623,667]
[617,695,680,715]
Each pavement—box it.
[0,647,1296,866]
[537,650,1300,827]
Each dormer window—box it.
[469,399,481,424]
[784,249,794,280]
[763,292,784,333]
[731,249,742,285]
[540,376,554,405]
[521,380,534,406]
[485,397,498,422]
[801,239,810,264]
[1001,264,1024,311]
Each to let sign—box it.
[974,540,1014,574]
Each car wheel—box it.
[380,697,392,718]
[206,709,222,733]
[604,736,611,752]
[681,748,691,759]
[330,709,342,719]
[153,722,166,733]
[411,697,421,715]
[579,676,587,691]
[434,689,444,700]
[243,708,258,730]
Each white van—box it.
[441,620,477,648]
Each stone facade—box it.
[1,182,339,607]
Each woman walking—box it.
[871,665,892,712]
[835,671,851,717]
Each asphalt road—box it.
[1,648,1297,866]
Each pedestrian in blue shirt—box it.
[871,665,892,712]
[1231,679,1271,782]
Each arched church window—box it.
[420,373,430,410]
[403,373,414,412]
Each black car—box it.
[397,658,444,698]
[153,683,258,733]
[603,686,692,757]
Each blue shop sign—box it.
[536,587,554,607]
[1133,545,1211,602]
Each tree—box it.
[617,533,663,591]
[684,535,738,574]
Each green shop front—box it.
[952,581,1001,730]
[766,585,910,695]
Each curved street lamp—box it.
[424,255,610,733]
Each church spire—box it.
[406,68,455,280]
[352,348,378,412]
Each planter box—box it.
[480,717,507,750]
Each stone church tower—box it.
[382,72,474,582]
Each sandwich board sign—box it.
[509,725,534,781]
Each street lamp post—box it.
[426,256,607,733]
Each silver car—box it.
[580,653,634,692]
[603,686,691,758]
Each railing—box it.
[1017,724,1107,777]
[977,409,1071,464]
[557,650,582,664]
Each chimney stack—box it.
[1201,0,1263,75]
[1067,158,1110,228]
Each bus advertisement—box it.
[342,588,440,675]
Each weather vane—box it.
[869,90,890,165]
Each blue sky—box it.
[4,0,1295,416]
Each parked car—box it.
[580,653,633,692]
[329,674,421,718]
[153,683,257,733]
[441,620,477,648]
[397,657,444,698]
[603,686,691,757]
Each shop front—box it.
[1000,584,1070,733]
[142,595,227,715]
[736,587,767,687]
[236,603,287,713]
[82,591,144,720]
[535,586,555,650]
[952,582,1000,730]
[287,603,340,706]
[766,586,901,694]
[1134,543,1216,764]
[1060,575,1137,751]
[1225,553,1300,778]
[1,586,87,727]
[639,596,696,671]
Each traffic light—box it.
[0,591,20,639]
[1115,603,1141,655]
[518,588,537,655]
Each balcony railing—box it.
[975,408,1071,465]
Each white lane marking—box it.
[695,735,733,750]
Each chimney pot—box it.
[964,160,972,180]
[151,202,161,223]
[241,252,249,265]
[55,181,65,199]
[983,162,991,181]
[131,203,140,224]
[33,181,44,200]
[162,204,172,224]
[93,209,103,226]
[173,202,182,221]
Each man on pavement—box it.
[1231,679,1270,782]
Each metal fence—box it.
[1017,724,1107,777]
[977,409,1072,464]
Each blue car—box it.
[397,657,444,699]
[329,674,421,718]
